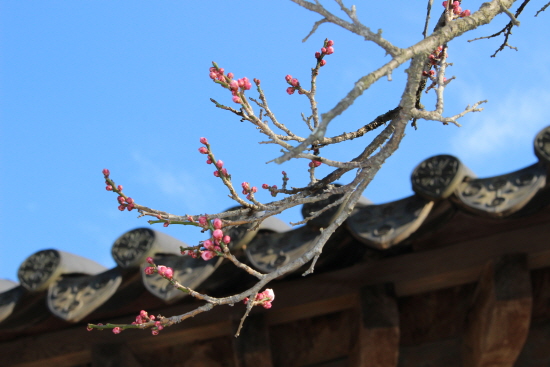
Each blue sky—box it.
[1,1,548,283]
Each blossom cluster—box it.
[286,39,334,95]
[315,39,334,64]
[262,183,278,197]
[243,288,275,309]
[144,257,174,279]
[133,310,164,336]
[103,169,135,211]
[285,74,303,95]
[181,217,231,261]
[261,171,290,197]
[423,45,451,92]
[209,64,254,104]
[198,137,230,178]
[241,181,258,201]
[443,1,471,18]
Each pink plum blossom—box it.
[213,229,223,241]
[213,218,223,229]
[201,251,215,261]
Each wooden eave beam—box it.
[2,220,549,367]
[350,283,399,367]
[91,342,142,367]
[232,313,273,367]
[462,253,532,367]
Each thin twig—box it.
[423,0,435,38]
[535,1,550,16]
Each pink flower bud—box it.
[254,78,260,85]
[320,60,326,67]
[106,185,113,191]
[163,221,170,227]
[232,95,242,104]
[326,40,334,47]
[204,239,214,250]
[461,9,471,16]
[206,159,212,164]
[251,186,257,193]
[201,250,214,261]
[213,229,223,241]
[214,170,220,177]
[118,204,125,211]
[442,1,448,7]
[127,203,135,211]
[164,267,173,279]
[152,330,159,336]
[243,297,249,304]
[209,72,217,79]
[126,197,134,204]
[213,218,223,229]
[321,47,327,54]
[222,168,228,176]
[117,196,125,204]
[117,185,123,191]
[146,257,154,264]
[325,46,334,55]
[144,267,155,275]
[315,51,321,58]
[200,137,208,144]
[262,183,269,189]
[230,80,239,91]
[263,302,272,309]
[102,168,110,177]
[218,68,224,74]
[227,72,234,79]
[286,87,295,95]
[285,74,292,82]
[244,81,252,90]
[272,185,278,190]
[291,78,299,87]
[113,327,121,334]
[198,147,208,154]
[199,216,207,226]
[223,235,231,244]
[216,160,224,168]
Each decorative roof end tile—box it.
[411,155,474,200]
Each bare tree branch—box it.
[535,1,550,16]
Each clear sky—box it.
[1,1,549,283]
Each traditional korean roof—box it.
[1,125,550,350]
